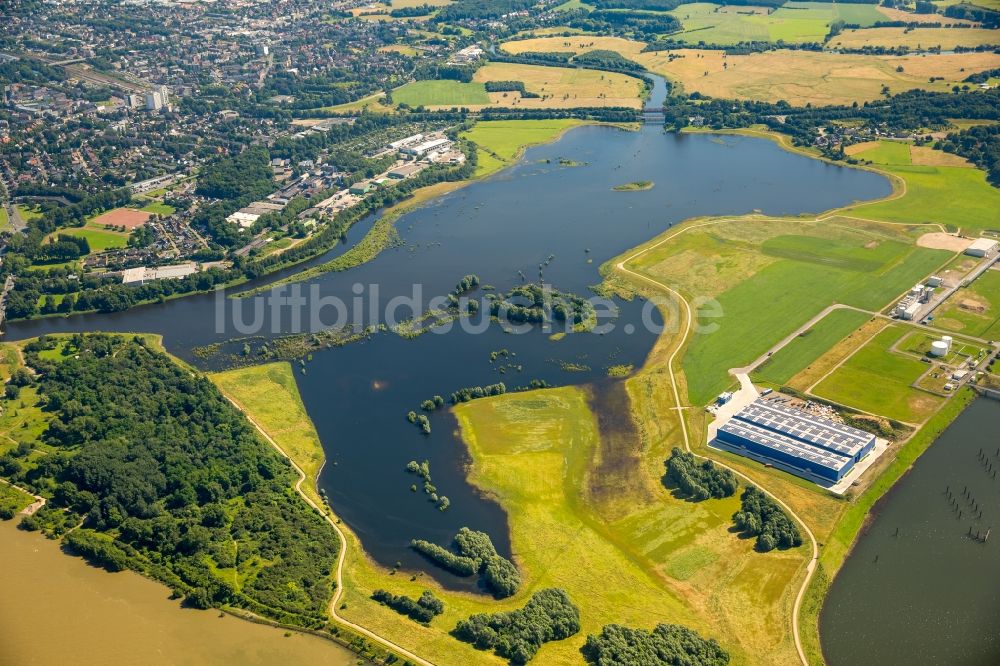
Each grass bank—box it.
[209,362,326,507]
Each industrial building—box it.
[121,262,198,285]
[965,238,999,258]
[402,137,451,158]
[716,399,876,483]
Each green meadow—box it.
[460,119,584,177]
[392,79,489,107]
[58,226,129,252]
[812,325,944,422]
[140,201,176,216]
[753,308,872,386]
[850,164,1000,232]
[681,231,947,404]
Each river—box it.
[0,520,358,665]
[4,121,890,590]
[821,397,1000,666]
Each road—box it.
[220,392,436,666]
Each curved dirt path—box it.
[614,225,820,666]
[222,394,437,666]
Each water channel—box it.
[821,397,1000,666]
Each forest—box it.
[583,623,730,666]
[732,486,803,552]
[454,588,581,664]
[0,334,340,627]
[664,447,738,500]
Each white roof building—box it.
[122,262,198,285]
[226,211,260,228]
[965,238,999,258]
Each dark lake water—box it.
[3,122,891,590]
[821,397,1000,666]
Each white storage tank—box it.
[930,341,949,357]
[941,335,953,351]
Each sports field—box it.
[752,308,872,386]
[51,221,130,252]
[460,119,585,177]
[90,207,152,229]
[618,217,949,404]
[812,325,945,423]
[930,270,1000,340]
[829,27,1000,51]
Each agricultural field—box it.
[501,34,648,59]
[393,61,645,110]
[615,216,949,404]
[828,27,1000,51]
[811,325,945,423]
[391,79,490,108]
[649,49,1000,106]
[878,5,978,23]
[390,0,451,7]
[0,207,8,231]
[752,308,873,386]
[932,269,1000,339]
[666,1,884,46]
[472,62,645,109]
[460,119,585,177]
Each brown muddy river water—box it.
[0,521,358,666]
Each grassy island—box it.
[612,181,654,191]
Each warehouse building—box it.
[965,238,999,258]
[716,399,876,483]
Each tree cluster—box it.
[583,622,730,666]
[372,589,444,623]
[664,447,738,500]
[732,486,802,552]
[450,382,506,404]
[412,527,520,598]
[454,588,581,664]
[195,148,274,201]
